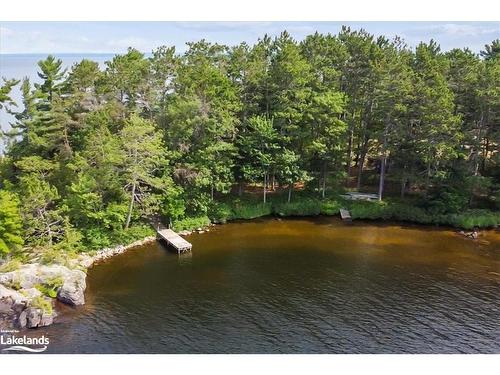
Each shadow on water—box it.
[14,216,500,354]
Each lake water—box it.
[18,217,500,353]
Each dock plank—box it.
[157,228,192,252]
[339,208,352,221]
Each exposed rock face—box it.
[0,235,158,329]
[0,284,55,329]
[0,264,81,290]
[0,284,28,305]
[57,269,86,306]
[25,307,54,328]
[17,309,27,329]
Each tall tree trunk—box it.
[346,104,357,182]
[400,164,407,199]
[356,138,368,191]
[400,177,406,199]
[378,157,386,202]
[346,127,354,181]
[263,173,267,204]
[322,162,327,199]
[482,137,489,173]
[288,184,292,203]
[211,183,214,201]
[125,181,136,230]
[378,122,389,202]
[425,159,432,190]
[238,181,243,197]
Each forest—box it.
[0,27,499,262]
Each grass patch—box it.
[30,296,53,315]
[173,216,211,231]
[231,201,272,219]
[346,199,499,229]
[273,198,322,216]
[0,259,22,273]
[35,276,64,298]
[110,224,155,245]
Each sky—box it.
[0,21,499,55]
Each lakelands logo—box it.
[1,330,49,353]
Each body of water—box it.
[17,217,500,353]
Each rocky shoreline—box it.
[0,236,157,330]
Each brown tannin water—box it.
[21,217,500,353]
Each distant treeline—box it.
[0,27,498,258]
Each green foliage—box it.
[229,198,273,219]
[273,198,322,217]
[0,190,24,257]
[6,278,22,291]
[0,77,19,109]
[39,246,77,265]
[110,225,156,245]
[348,200,499,229]
[320,200,343,215]
[207,202,233,223]
[0,30,498,266]
[446,210,500,230]
[173,216,211,232]
[0,259,22,273]
[30,296,53,315]
[422,186,469,215]
[35,277,64,298]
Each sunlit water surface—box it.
[18,218,500,353]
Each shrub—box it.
[81,228,112,250]
[447,210,500,229]
[40,247,76,265]
[320,200,343,216]
[108,224,155,246]
[347,199,499,229]
[30,296,53,315]
[421,186,468,214]
[173,216,211,232]
[207,202,233,223]
[230,200,272,219]
[35,276,64,298]
[0,259,22,273]
[6,278,21,290]
[349,201,391,220]
[273,198,322,216]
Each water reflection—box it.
[16,217,500,354]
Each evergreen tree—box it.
[0,190,24,256]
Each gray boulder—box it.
[24,306,55,328]
[57,269,86,306]
[26,307,42,328]
[39,312,54,327]
[17,309,27,329]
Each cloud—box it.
[407,23,499,38]
[1,22,498,54]
[105,36,164,52]
[174,21,274,32]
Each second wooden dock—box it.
[339,208,352,221]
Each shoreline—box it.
[0,214,498,330]
[0,236,157,330]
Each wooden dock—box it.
[340,192,379,201]
[339,208,352,221]
[157,228,192,253]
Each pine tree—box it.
[0,190,24,256]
